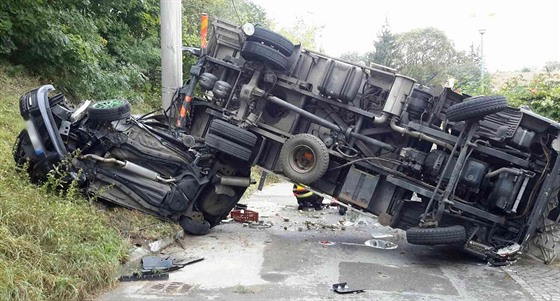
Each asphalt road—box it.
[98,183,542,301]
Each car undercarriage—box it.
[14,19,560,264]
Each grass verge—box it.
[0,62,172,301]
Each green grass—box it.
[0,62,132,301]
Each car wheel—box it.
[406,225,466,245]
[87,99,131,122]
[179,216,211,236]
[13,129,31,167]
[280,134,329,184]
[205,133,253,161]
[241,41,289,71]
[446,95,508,122]
[208,119,257,148]
[246,27,294,56]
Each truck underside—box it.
[14,19,560,264]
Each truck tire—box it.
[179,216,211,236]
[241,41,289,71]
[208,119,257,148]
[280,134,329,184]
[87,99,131,122]
[406,225,466,245]
[446,96,508,122]
[246,27,294,56]
[205,133,252,161]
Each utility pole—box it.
[479,29,486,90]
[160,0,183,112]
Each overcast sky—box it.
[251,0,560,71]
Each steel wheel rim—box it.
[289,144,316,173]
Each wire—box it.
[329,156,401,171]
[230,0,242,24]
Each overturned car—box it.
[14,19,560,264]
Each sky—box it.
[250,0,560,72]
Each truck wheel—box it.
[87,99,131,122]
[179,216,211,236]
[280,134,329,184]
[205,133,252,161]
[406,225,466,245]
[241,41,289,71]
[208,119,257,148]
[246,27,294,56]
[446,96,508,122]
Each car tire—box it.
[208,119,257,148]
[241,41,289,71]
[280,134,329,184]
[87,99,131,122]
[406,225,467,245]
[205,133,253,161]
[446,95,508,122]
[246,27,294,56]
[179,216,211,236]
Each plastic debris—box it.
[332,282,365,294]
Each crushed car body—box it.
[14,18,560,264]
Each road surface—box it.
[99,183,559,301]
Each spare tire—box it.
[241,41,289,71]
[279,134,329,184]
[446,95,508,122]
[246,27,294,56]
[87,99,131,122]
[406,225,466,245]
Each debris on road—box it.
[364,239,398,250]
[318,239,398,250]
[332,282,365,294]
[119,271,170,282]
[231,209,259,223]
[119,255,204,282]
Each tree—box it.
[447,44,493,96]
[366,19,398,68]
[277,17,324,51]
[544,61,560,73]
[0,0,270,104]
[392,27,472,86]
[499,73,560,120]
[339,51,366,65]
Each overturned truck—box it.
[14,19,560,264]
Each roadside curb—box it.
[127,230,185,263]
[500,266,547,301]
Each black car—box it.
[14,18,560,264]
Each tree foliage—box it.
[366,19,398,68]
[339,51,366,65]
[0,0,162,101]
[499,73,560,120]
[393,28,462,85]
[0,0,268,103]
[277,17,324,51]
